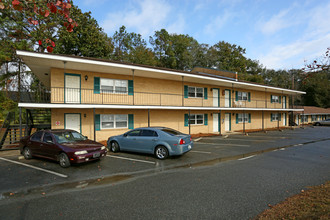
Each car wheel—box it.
[315,122,321,126]
[23,147,32,160]
[155,146,169,160]
[59,153,70,168]
[110,141,120,153]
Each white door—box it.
[213,113,219,132]
[283,113,286,126]
[282,96,286,108]
[225,113,230,131]
[65,74,80,103]
[225,90,230,107]
[65,114,81,133]
[213,89,219,107]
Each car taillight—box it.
[190,137,192,141]
[179,139,185,145]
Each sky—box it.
[77,0,330,70]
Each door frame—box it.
[225,89,231,107]
[213,113,220,132]
[64,73,81,103]
[225,113,231,131]
[212,88,220,107]
[64,113,82,133]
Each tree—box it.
[303,47,330,72]
[53,5,113,58]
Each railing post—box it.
[93,108,96,141]
[243,110,246,135]
[19,107,22,140]
[262,110,264,132]
[189,109,191,135]
[182,76,184,107]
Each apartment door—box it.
[225,113,231,131]
[65,114,81,133]
[65,74,80,103]
[283,113,287,126]
[282,96,287,108]
[213,113,219,132]
[225,90,230,107]
[213,89,219,107]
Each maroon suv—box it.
[20,129,107,168]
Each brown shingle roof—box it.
[295,106,330,114]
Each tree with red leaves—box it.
[0,0,76,53]
[303,47,330,72]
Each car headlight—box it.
[101,146,106,150]
[74,150,88,155]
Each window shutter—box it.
[128,80,134,96]
[184,85,188,98]
[184,114,189,126]
[279,96,281,104]
[128,114,134,129]
[279,113,281,121]
[235,91,238,101]
[271,113,273,122]
[204,114,208,125]
[270,95,273,103]
[95,114,100,131]
[248,92,251,102]
[236,114,239,124]
[248,113,251,123]
[204,88,208,100]
[94,77,100,94]
[306,116,308,122]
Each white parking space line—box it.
[196,142,250,147]
[190,150,212,154]
[0,157,68,178]
[224,138,275,142]
[238,155,256,161]
[107,155,156,164]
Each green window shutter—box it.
[248,92,251,102]
[204,114,208,125]
[306,116,308,122]
[95,114,100,131]
[235,91,238,101]
[184,85,188,98]
[128,114,134,129]
[279,96,281,104]
[271,113,273,122]
[270,95,273,103]
[128,80,134,96]
[94,77,100,94]
[204,88,208,99]
[248,113,251,123]
[184,114,189,126]
[279,113,281,121]
[236,114,239,124]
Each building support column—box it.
[262,110,265,132]
[188,109,191,135]
[19,107,22,139]
[219,110,222,135]
[265,88,267,108]
[132,69,135,105]
[277,111,280,131]
[182,76,184,106]
[148,109,150,127]
[93,108,96,141]
[243,110,246,135]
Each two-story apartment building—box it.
[17,50,305,142]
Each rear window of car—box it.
[161,128,183,136]
[31,131,43,141]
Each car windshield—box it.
[52,131,87,143]
[161,128,183,136]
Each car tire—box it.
[155,146,169,160]
[315,122,321,126]
[110,141,120,153]
[59,153,70,168]
[23,147,32,160]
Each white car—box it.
[313,119,330,126]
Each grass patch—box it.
[255,181,330,219]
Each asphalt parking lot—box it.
[0,126,329,197]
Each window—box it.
[100,78,127,94]
[237,113,249,123]
[161,128,183,136]
[189,114,204,125]
[43,133,53,143]
[126,130,141,137]
[31,131,43,141]
[140,129,158,137]
[311,115,317,121]
[188,86,203,98]
[101,114,128,129]
[271,95,280,103]
[301,115,308,122]
[237,92,248,101]
[271,113,280,121]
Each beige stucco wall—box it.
[50,68,289,109]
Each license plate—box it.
[188,145,191,149]
[93,152,100,158]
